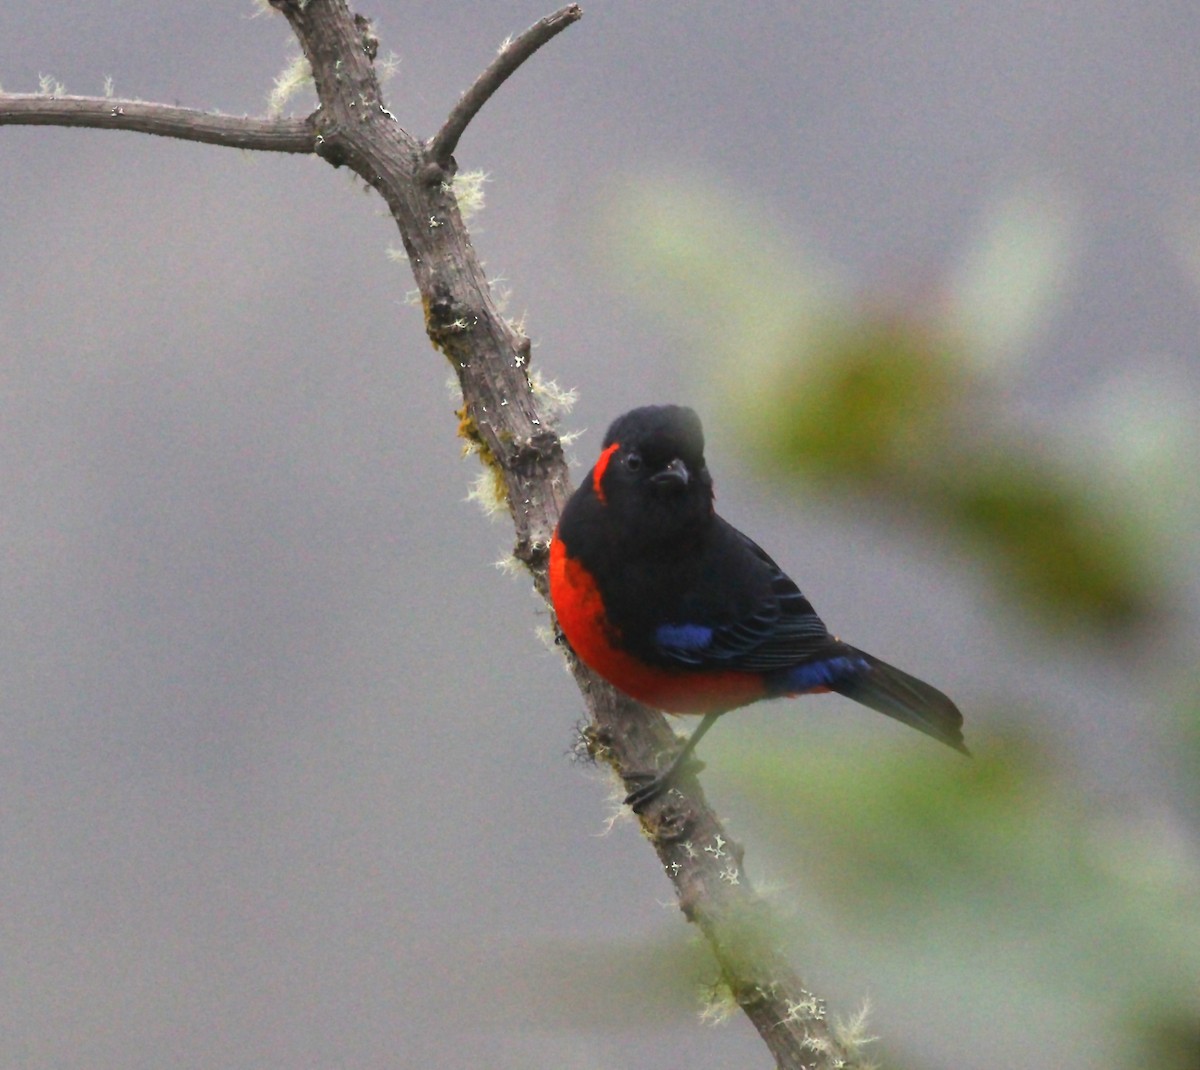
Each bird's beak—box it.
[652,457,690,487]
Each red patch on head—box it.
[591,442,620,506]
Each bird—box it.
[549,404,967,811]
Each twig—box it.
[0,95,314,153]
[427,4,582,166]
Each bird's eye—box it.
[624,450,643,472]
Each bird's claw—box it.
[623,756,706,812]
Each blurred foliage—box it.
[714,734,1200,1070]
[1174,685,1200,823]
[773,316,1156,630]
[605,178,1180,635]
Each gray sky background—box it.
[1,3,1197,1068]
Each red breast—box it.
[548,533,767,715]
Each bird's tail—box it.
[830,647,969,755]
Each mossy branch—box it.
[1,3,879,1066]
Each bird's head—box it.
[593,405,714,543]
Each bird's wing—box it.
[653,530,834,671]
[650,527,969,754]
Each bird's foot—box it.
[623,756,705,813]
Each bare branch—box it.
[0,95,314,153]
[427,4,582,166]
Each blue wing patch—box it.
[655,623,715,651]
